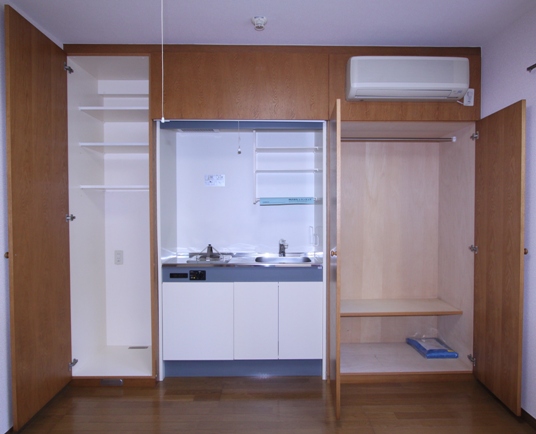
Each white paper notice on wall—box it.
[204,174,225,187]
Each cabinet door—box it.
[151,50,329,120]
[474,100,526,416]
[162,282,234,360]
[234,282,279,360]
[328,99,342,418]
[279,282,323,359]
[5,6,71,431]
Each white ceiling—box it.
[4,0,536,48]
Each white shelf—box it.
[79,106,149,122]
[255,169,321,174]
[72,345,153,377]
[79,142,148,153]
[340,342,472,375]
[340,298,462,317]
[80,185,149,191]
[255,147,321,153]
[98,93,148,98]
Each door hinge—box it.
[469,245,478,254]
[66,214,76,222]
[68,358,78,371]
[471,132,479,141]
[467,354,476,367]
[64,62,74,74]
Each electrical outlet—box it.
[463,88,475,106]
[114,250,123,265]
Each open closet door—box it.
[5,6,71,431]
[473,100,526,416]
[327,99,341,418]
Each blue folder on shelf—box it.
[259,197,315,206]
[406,337,459,359]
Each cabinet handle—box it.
[525,248,529,255]
[4,252,8,259]
[330,249,337,257]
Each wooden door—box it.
[473,100,526,416]
[327,99,341,418]
[5,6,71,431]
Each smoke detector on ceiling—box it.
[252,16,267,31]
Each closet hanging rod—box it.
[341,136,456,143]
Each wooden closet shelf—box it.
[340,298,462,317]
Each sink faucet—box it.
[279,239,288,257]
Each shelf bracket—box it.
[467,354,476,367]
[469,245,478,254]
[68,358,78,371]
[471,132,479,141]
[64,62,74,74]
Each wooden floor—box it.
[16,377,536,433]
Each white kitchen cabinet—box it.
[68,56,152,377]
[233,282,279,360]
[279,282,323,359]
[162,279,323,362]
[162,282,234,360]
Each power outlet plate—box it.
[114,250,123,265]
[204,174,225,187]
[463,88,475,106]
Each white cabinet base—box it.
[234,282,279,360]
[163,282,234,360]
[279,282,323,359]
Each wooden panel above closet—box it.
[149,47,329,120]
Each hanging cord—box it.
[160,0,167,122]
[237,120,241,154]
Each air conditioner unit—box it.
[346,56,470,102]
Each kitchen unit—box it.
[161,263,323,376]
[157,121,326,378]
[328,98,526,417]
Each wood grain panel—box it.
[150,50,329,120]
[5,6,71,431]
[328,100,341,418]
[339,141,439,302]
[437,123,475,376]
[340,317,439,344]
[473,100,526,416]
[329,47,481,122]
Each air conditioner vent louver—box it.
[346,56,470,102]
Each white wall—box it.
[173,130,321,255]
[0,5,12,432]
[481,3,536,418]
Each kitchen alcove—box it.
[157,121,325,259]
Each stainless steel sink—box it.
[255,256,311,264]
